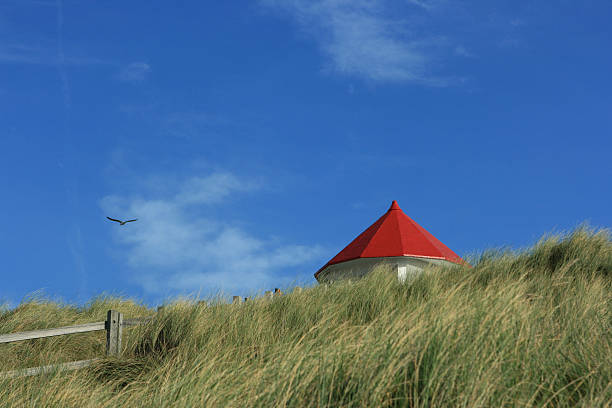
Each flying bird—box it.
[106,217,138,225]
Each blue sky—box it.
[1,0,610,308]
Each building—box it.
[314,200,466,283]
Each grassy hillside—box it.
[1,226,610,407]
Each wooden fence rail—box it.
[0,321,106,344]
[0,310,151,380]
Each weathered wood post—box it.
[232,296,242,304]
[106,310,123,357]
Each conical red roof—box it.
[315,201,465,279]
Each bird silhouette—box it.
[106,217,138,225]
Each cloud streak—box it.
[117,62,151,82]
[100,171,323,298]
[0,45,153,86]
[0,43,115,67]
[260,0,451,85]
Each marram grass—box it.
[0,226,610,407]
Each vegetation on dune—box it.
[1,226,610,407]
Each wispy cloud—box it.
[117,62,151,82]
[0,44,155,86]
[56,0,71,109]
[175,173,257,205]
[162,112,231,139]
[0,47,40,65]
[66,224,88,300]
[454,45,474,58]
[0,43,113,66]
[100,171,323,297]
[405,0,444,12]
[4,0,56,6]
[510,18,526,27]
[260,0,452,85]
[0,1,119,73]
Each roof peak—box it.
[388,200,401,211]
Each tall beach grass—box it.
[0,226,610,407]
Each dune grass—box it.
[0,226,610,407]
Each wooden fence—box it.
[232,287,285,304]
[0,310,151,379]
[1,288,290,379]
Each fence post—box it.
[106,310,123,357]
[232,296,242,304]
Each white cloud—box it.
[260,0,450,84]
[100,171,323,297]
[117,62,151,82]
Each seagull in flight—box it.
[106,217,138,226]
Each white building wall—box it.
[316,256,458,283]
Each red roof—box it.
[315,200,465,278]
